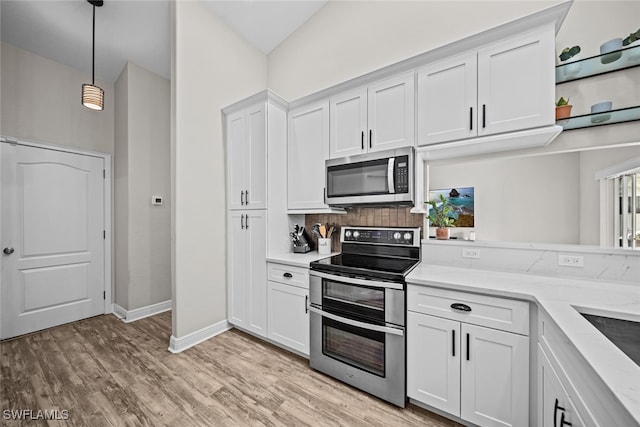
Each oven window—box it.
[323,317,385,377]
[323,280,385,322]
[327,158,389,197]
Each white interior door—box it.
[1,142,105,339]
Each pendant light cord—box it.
[92,4,95,85]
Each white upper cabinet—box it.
[288,100,331,210]
[330,73,415,158]
[418,26,555,146]
[418,53,478,145]
[477,28,555,136]
[226,103,267,210]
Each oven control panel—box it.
[342,227,420,246]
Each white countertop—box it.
[266,251,338,268]
[406,263,640,424]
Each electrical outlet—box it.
[462,248,480,259]
[558,254,584,267]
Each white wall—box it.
[171,1,267,338]
[268,1,557,100]
[115,61,171,311]
[1,42,114,155]
[428,153,581,244]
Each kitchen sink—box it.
[580,312,640,367]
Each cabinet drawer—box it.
[267,262,309,289]
[407,284,529,335]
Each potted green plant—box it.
[426,194,455,240]
[623,28,640,62]
[558,45,582,77]
[556,97,572,120]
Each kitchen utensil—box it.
[319,224,327,238]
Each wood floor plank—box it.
[1,312,462,427]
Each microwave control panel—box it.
[395,155,409,194]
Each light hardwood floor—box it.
[1,312,462,426]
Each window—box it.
[615,172,640,249]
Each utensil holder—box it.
[318,238,332,255]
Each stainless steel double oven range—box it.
[309,226,421,408]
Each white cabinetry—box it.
[330,73,414,158]
[227,211,267,337]
[287,100,330,210]
[267,262,309,356]
[226,104,267,210]
[418,27,555,146]
[407,285,529,427]
[538,346,586,427]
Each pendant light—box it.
[82,0,104,111]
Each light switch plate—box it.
[558,254,584,267]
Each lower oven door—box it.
[308,271,406,407]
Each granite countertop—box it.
[266,251,338,268]
[406,263,640,424]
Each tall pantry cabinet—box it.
[224,91,288,338]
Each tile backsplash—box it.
[305,207,425,252]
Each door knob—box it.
[3,247,15,255]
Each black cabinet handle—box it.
[361,131,364,150]
[283,272,293,278]
[369,129,372,148]
[240,214,245,229]
[245,215,249,229]
[560,412,572,427]
[452,330,456,357]
[466,333,470,361]
[240,190,245,205]
[305,295,309,314]
[482,104,486,128]
[451,303,472,312]
[554,398,566,427]
[470,107,473,130]
[245,190,249,204]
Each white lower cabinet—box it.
[227,211,267,337]
[407,285,529,427]
[538,346,585,427]
[266,262,309,356]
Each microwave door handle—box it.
[308,306,404,336]
[387,157,395,194]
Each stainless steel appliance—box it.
[309,226,421,407]
[325,147,414,207]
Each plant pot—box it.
[600,38,623,64]
[626,39,640,63]
[435,228,450,240]
[561,53,582,77]
[555,104,572,120]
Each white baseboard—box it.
[112,300,172,323]
[168,319,231,354]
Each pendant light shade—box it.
[82,0,104,111]
[82,84,104,110]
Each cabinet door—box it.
[368,73,415,152]
[330,88,367,158]
[418,53,477,145]
[226,111,247,210]
[407,311,461,415]
[227,212,247,327]
[245,104,267,209]
[477,27,555,136]
[538,347,586,427]
[461,323,529,427]
[246,210,267,337]
[288,101,330,210]
[267,281,309,355]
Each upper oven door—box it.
[325,147,414,206]
[309,271,405,327]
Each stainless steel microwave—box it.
[325,147,414,207]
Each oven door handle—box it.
[309,270,404,290]
[308,306,404,337]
